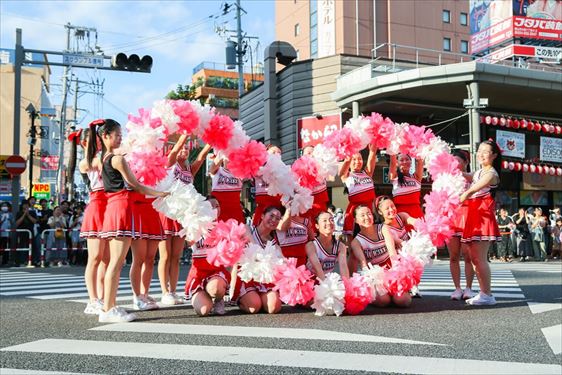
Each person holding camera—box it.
[14,200,37,266]
[513,208,532,261]
[530,207,547,261]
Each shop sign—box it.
[496,130,525,159]
[540,136,562,163]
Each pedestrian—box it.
[0,202,13,266]
[530,207,547,261]
[333,207,344,238]
[513,207,533,261]
[90,118,168,323]
[301,145,330,222]
[497,208,514,262]
[69,204,84,264]
[79,125,109,316]
[47,206,67,266]
[551,218,561,260]
[389,153,424,224]
[460,140,502,306]
[447,150,475,301]
[305,211,349,281]
[15,199,37,266]
[252,144,283,226]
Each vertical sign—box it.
[317,0,335,57]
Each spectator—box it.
[549,207,561,227]
[551,218,561,260]
[69,205,85,265]
[513,208,532,261]
[497,208,514,262]
[15,200,37,266]
[530,207,547,261]
[47,206,68,266]
[327,204,336,216]
[334,207,344,239]
[0,202,13,266]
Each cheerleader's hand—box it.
[159,191,171,198]
[459,192,469,203]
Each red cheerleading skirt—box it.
[451,202,469,237]
[231,277,276,303]
[304,190,329,223]
[461,195,501,243]
[343,192,375,235]
[253,194,282,226]
[100,190,136,239]
[213,190,245,223]
[184,263,230,299]
[280,244,307,267]
[80,190,107,238]
[131,193,164,241]
[159,213,183,237]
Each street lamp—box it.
[25,103,38,198]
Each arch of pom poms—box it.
[121,99,464,316]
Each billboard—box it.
[41,156,59,171]
[296,114,341,150]
[540,136,562,163]
[496,130,525,158]
[317,0,335,57]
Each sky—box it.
[0,0,276,126]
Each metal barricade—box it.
[40,228,84,267]
[0,228,34,268]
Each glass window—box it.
[310,0,317,14]
[295,23,300,37]
[311,39,318,58]
[461,40,469,54]
[443,37,451,51]
[443,10,450,23]
[460,12,468,26]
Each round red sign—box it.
[5,155,26,176]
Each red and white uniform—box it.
[277,218,310,267]
[306,238,340,276]
[132,193,164,241]
[461,168,501,243]
[80,169,107,238]
[451,178,471,237]
[252,175,282,226]
[391,175,423,219]
[386,214,410,243]
[159,163,192,236]
[354,226,392,269]
[304,181,329,222]
[211,166,245,223]
[343,171,376,234]
[100,153,136,239]
[184,239,230,299]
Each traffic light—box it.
[111,53,153,73]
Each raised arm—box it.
[166,134,189,168]
[339,157,352,182]
[337,243,349,279]
[208,154,221,176]
[191,143,212,176]
[388,154,398,181]
[414,158,424,181]
[364,144,377,178]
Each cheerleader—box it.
[88,119,168,323]
[158,135,211,305]
[389,154,424,220]
[252,145,283,226]
[302,145,329,222]
[305,211,348,281]
[460,140,502,306]
[277,200,315,267]
[78,126,108,315]
[339,144,377,273]
[448,150,475,300]
[185,196,229,316]
[350,204,411,307]
[235,206,283,314]
[208,157,245,223]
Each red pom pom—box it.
[343,274,372,315]
[273,258,315,306]
[227,140,267,179]
[202,114,234,150]
[291,156,322,190]
[324,128,363,159]
[204,219,249,267]
[170,100,200,135]
[383,254,424,297]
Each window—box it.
[442,10,450,23]
[295,49,300,61]
[443,37,451,51]
[460,12,468,26]
[460,40,469,54]
[310,0,318,58]
[294,23,300,37]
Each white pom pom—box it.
[344,116,371,149]
[152,100,180,135]
[154,167,176,192]
[311,272,346,316]
[124,120,167,152]
[238,241,285,283]
[419,137,451,164]
[387,122,408,155]
[361,263,388,300]
[259,154,297,198]
[282,186,313,215]
[226,120,250,153]
[432,173,466,197]
[400,231,436,265]
[190,100,215,136]
[312,144,339,179]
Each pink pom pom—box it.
[291,156,322,190]
[202,114,234,150]
[273,258,315,306]
[204,219,249,267]
[227,140,268,179]
[428,152,460,177]
[170,100,200,135]
[343,274,372,315]
[414,214,454,247]
[367,113,395,149]
[423,190,460,219]
[401,125,435,157]
[127,151,168,187]
[128,108,162,130]
[383,254,424,297]
[323,128,363,159]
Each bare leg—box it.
[157,238,172,294]
[103,237,131,311]
[192,290,213,316]
[372,293,391,307]
[448,237,462,290]
[85,238,104,302]
[140,240,159,296]
[239,291,262,314]
[168,236,185,293]
[205,277,226,300]
[461,244,475,289]
[260,291,282,314]
[469,241,492,295]
[130,239,147,297]
[392,293,412,307]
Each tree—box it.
[166,83,197,100]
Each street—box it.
[1,260,561,374]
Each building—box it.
[190,61,264,119]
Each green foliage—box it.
[166,84,197,100]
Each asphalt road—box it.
[0,260,561,374]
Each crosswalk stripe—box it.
[30,282,187,300]
[0,277,89,286]
[419,291,526,298]
[2,339,560,374]
[541,324,562,355]
[91,322,446,345]
[420,281,519,286]
[419,285,521,292]
[2,280,167,296]
[0,274,77,281]
[527,302,562,314]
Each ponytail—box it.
[86,118,121,167]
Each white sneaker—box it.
[466,292,496,306]
[84,300,101,315]
[212,299,226,315]
[98,307,137,323]
[450,289,463,301]
[171,292,185,305]
[462,288,473,300]
[145,295,157,303]
[410,285,422,298]
[133,295,159,311]
[161,293,176,306]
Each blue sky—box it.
[0,0,275,126]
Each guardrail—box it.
[40,228,83,268]
[0,229,34,268]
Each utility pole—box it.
[25,104,38,197]
[11,28,23,217]
[236,0,244,96]
[464,82,488,169]
[57,24,72,203]
[67,78,80,200]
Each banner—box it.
[496,130,525,158]
[41,156,59,171]
[540,136,562,163]
[317,0,335,57]
[513,16,562,41]
[297,114,341,150]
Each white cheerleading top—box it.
[344,171,374,197]
[391,175,421,197]
[469,168,498,199]
[254,175,269,197]
[211,166,242,192]
[174,162,193,185]
[87,169,104,192]
[354,227,390,267]
[306,238,340,274]
[276,219,309,248]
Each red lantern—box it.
[480,116,484,124]
[507,118,513,128]
[557,167,562,177]
[522,163,529,172]
[556,125,561,135]
[499,117,507,127]
[528,121,535,131]
[508,162,515,170]
[535,123,542,132]
[513,119,520,129]
[537,165,544,174]
[549,167,556,176]
[492,117,499,126]
[530,164,537,173]
[514,162,522,171]
[485,116,492,125]
[548,124,555,134]
[502,161,509,169]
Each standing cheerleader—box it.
[305,211,348,281]
[460,140,502,306]
[235,206,284,314]
[277,201,315,267]
[209,157,245,223]
[350,204,411,307]
[185,196,229,316]
[302,145,330,222]
[78,126,109,315]
[389,154,424,221]
[89,119,168,323]
[448,150,474,300]
[252,145,283,226]
[158,135,211,305]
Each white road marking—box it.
[542,325,562,355]
[527,302,562,314]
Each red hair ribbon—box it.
[89,119,105,128]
